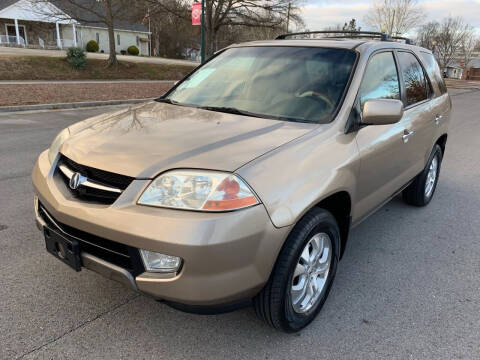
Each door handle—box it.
[402,129,415,143]
[435,114,443,125]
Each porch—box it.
[0,18,78,49]
[0,0,77,49]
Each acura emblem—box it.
[69,172,86,190]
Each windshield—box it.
[164,46,357,123]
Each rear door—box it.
[395,51,435,175]
[419,51,451,150]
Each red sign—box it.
[192,3,201,26]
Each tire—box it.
[253,208,340,332]
[403,144,443,207]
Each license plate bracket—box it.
[44,227,82,272]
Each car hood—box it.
[61,102,316,178]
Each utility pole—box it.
[201,0,206,63]
[390,9,395,36]
[286,2,291,33]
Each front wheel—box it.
[253,208,339,332]
[403,144,443,206]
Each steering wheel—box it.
[295,90,335,111]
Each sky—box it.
[299,0,480,33]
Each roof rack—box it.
[275,31,413,45]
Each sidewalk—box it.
[445,78,480,90]
[0,46,199,67]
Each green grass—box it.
[0,55,195,80]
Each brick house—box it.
[464,59,480,81]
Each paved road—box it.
[1,91,479,359]
[0,46,198,67]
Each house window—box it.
[117,34,120,45]
[136,36,139,46]
[96,33,99,43]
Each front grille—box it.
[38,203,144,276]
[59,155,134,190]
[57,155,135,205]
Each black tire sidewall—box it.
[422,145,443,205]
[280,210,340,332]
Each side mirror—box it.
[361,99,404,126]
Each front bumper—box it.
[33,150,291,306]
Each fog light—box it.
[140,249,182,273]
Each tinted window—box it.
[359,52,400,108]
[420,52,447,95]
[398,52,428,106]
[167,47,357,124]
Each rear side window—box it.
[420,52,448,95]
[359,52,400,108]
[397,52,428,106]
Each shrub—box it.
[127,45,139,56]
[86,40,99,53]
[66,47,87,69]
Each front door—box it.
[6,24,26,45]
[353,51,415,221]
[140,40,148,56]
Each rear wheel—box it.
[403,145,443,206]
[254,208,339,332]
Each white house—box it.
[0,0,151,55]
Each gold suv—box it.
[33,32,451,332]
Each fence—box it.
[0,35,26,46]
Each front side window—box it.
[359,51,400,108]
[397,52,428,106]
[165,47,357,124]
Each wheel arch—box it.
[435,133,448,155]
[313,191,352,259]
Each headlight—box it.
[48,128,70,164]
[138,170,259,211]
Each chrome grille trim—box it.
[58,164,122,194]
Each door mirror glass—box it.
[361,99,404,125]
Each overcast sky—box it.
[300,0,480,32]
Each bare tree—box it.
[460,27,478,69]
[417,17,476,70]
[144,0,303,56]
[416,21,439,50]
[33,0,133,67]
[364,0,424,36]
[134,1,196,58]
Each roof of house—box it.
[0,0,18,10]
[468,58,480,68]
[446,63,463,69]
[53,0,148,32]
[0,0,148,33]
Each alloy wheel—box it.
[290,233,332,314]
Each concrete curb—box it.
[0,98,155,113]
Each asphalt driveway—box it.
[0,90,479,359]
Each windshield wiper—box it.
[197,106,264,118]
[156,98,182,105]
